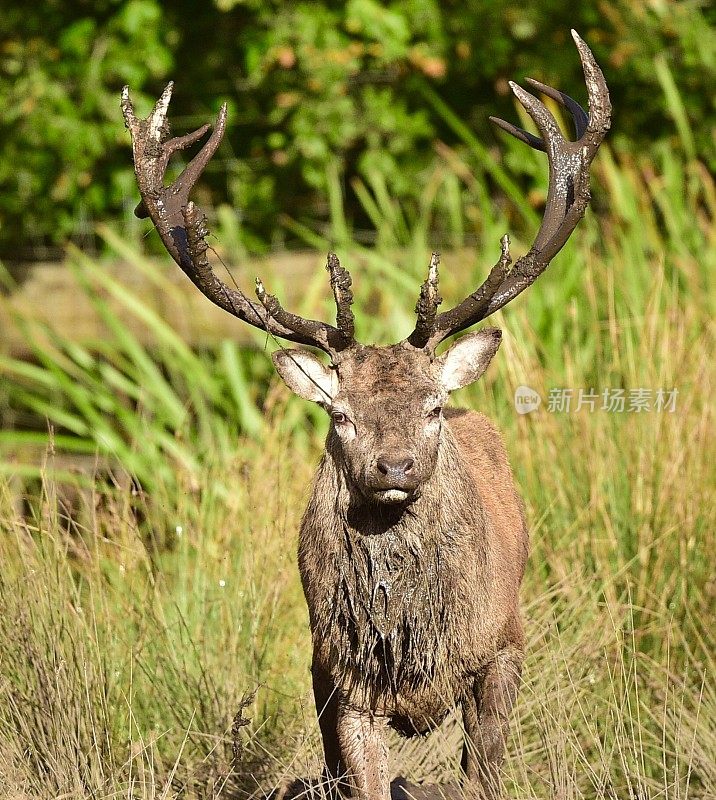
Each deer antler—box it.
[408,30,611,351]
[121,83,354,357]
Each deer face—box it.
[273,329,501,505]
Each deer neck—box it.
[311,425,489,694]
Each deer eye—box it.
[427,406,442,420]
[331,410,348,424]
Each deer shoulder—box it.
[444,407,528,581]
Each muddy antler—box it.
[408,30,611,351]
[121,83,354,356]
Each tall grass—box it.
[0,90,714,796]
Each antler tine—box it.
[523,79,589,138]
[122,84,352,357]
[407,32,610,350]
[327,253,355,345]
[488,116,545,151]
[408,253,442,349]
[571,29,611,143]
[487,30,604,151]
[416,237,511,350]
[252,277,314,335]
[488,75,589,152]
[506,80,574,253]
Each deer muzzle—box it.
[366,453,420,504]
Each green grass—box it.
[0,110,714,797]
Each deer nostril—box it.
[376,456,415,479]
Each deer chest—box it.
[307,529,467,706]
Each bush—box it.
[1,0,713,259]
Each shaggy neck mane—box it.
[318,426,487,703]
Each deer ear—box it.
[437,328,502,391]
[272,349,337,404]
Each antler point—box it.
[509,82,535,109]
[254,277,269,303]
[120,86,136,128]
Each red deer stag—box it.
[122,30,610,800]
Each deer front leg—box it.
[312,664,349,796]
[461,646,523,799]
[335,705,390,800]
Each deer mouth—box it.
[351,474,421,507]
[373,488,412,504]
[366,483,423,506]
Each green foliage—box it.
[0,0,174,256]
[0,242,282,494]
[1,0,714,258]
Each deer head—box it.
[122,30,610,506]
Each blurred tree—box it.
[0,0,174,258]
[0,0,713,260]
